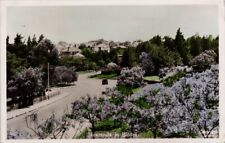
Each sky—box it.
[7,5,218,44]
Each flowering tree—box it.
[126,64,219,138]
[165,64,219,137]
[190,50,217,71]
[70,95,104,139]
[117,66,145,89]
[103,87,147,137]
[139,52,155,76]
[7,67,45,108]
[68,64,218,138]
[128,84,173,138]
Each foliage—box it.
[7,52,27,80]
[116,84,133,97]
[174,28,190,64]
[95,119,127,132]
[76,128,90,139]
[124,65,218,138]
[80,46,113,68]
[52,66,78,85]
[190,50,217,71]
[188,34,202,57]
[136,41,182,72]
[100,65,218,138]
[29,38,59,67]
[89,73,117,79]
[139,52,155,76]
[139,131,154,138]
[121,47,137,67]
[7,34,59,83]
[101,62,121,76]
[163,70,186,87]
[7,67,45,108]
[70,95,104,138]
[117,66,145,89]
[132,87,140,94]
[6,31,219,139]
[164,64,219,138]
[106,62,118,70]
[128,84,171,138]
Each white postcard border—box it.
[0,0,224,143]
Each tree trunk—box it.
[91,122,95,139]
[153,129,157,138]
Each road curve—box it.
[7,72,117,137]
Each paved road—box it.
[7,72,117,137]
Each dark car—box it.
[102,79,108,85]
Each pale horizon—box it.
[7,5,218,44]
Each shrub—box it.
[52,66,78,85]
[163,70,186,87]
[117,66,145,89]
[190,50,217,71]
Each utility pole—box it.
[48,62,50,90]
[47,49,50,91]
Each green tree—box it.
[174,28,189,64]
[12,34,27,58]
[6,36,9,46]
[27,36,32,48]
[7,68,45,108]
[109,48,119,64]
[163,36,175,51]
[188,34,202,57]
[7,52,27,80]
[150,35,162,46]
[30,39,58,67]
[38,34,44,43]
[121,47,137,67]
[31,35,38,46]
[81,46,93,59]
[136,41,151,55]
[201,35,212,51]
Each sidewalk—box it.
[7,92,70,120]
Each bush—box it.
[162,70,186,87]
[117,66,145,89]
[190,50,217,71]
[52,66,78,85]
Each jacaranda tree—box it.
[7,67,45,108]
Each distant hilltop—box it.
[55,39,143,58]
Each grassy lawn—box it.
[144,76,160,81]
[89,73,118,79]
[95,119,130,135]
[163,71,186,87]
[132,87,140,93]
